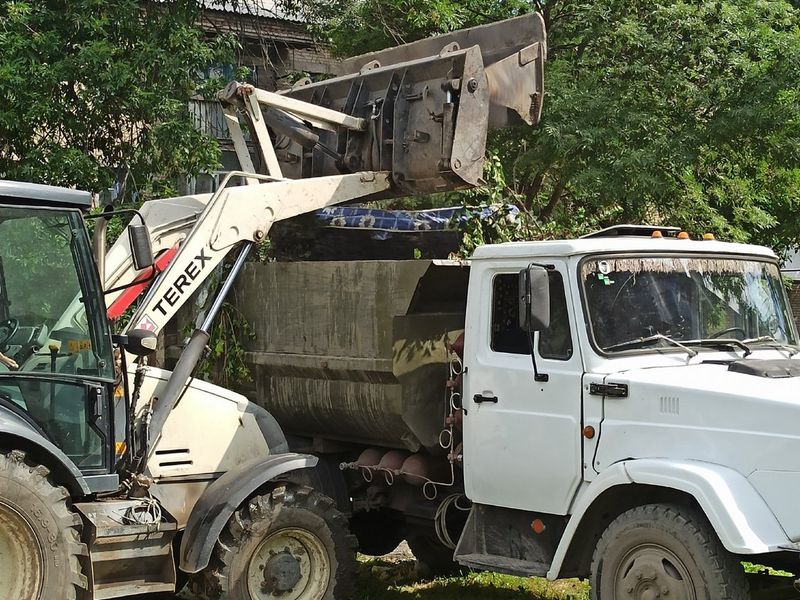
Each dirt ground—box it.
[150,543,419,600]
[142,543,800,600]
[145,542,590,600]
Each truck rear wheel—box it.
[590,503,749,600]
[196,484,357,600]
[0,450,86,600]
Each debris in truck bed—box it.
[269,204,519,261]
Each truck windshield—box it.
[582,255,798,354]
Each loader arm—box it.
[102,12,546,323]
[103,193,209,311]
[96,14,546,453]
[121,172,388,335]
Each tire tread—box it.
[0,450,87,599]
[191,484,356,599]
[590,503,750,600]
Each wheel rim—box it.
[247,527,331,600]
[0,501,44,600]
[612,543,697,600]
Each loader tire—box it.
[590,503,750,600]
[0,450,87,600]
[194,484,357,600]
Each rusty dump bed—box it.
[232,260,469,452]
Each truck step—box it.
[453,504,560,578]
[93,580,175,600]
[74,500,177,600]
[455,553,549,577]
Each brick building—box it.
[186,0,333,193]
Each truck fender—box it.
[179,452,319,573]
[0,405,90,496]
[546,459,789,580]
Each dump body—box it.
[231,260,469,452]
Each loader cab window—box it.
[490,271,573,359]
[0,206,113,472]
[0,207,113,380]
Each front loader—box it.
[0,13,545,600]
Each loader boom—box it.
[97,14,546,452]
[103,13,546,332]
[124,172,391,335]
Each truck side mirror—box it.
[128,224,154,271]
[519,264,550,332]
[124,329,158,357]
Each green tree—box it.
[281,0,800,253]
[0,0,231,200]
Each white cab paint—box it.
[463,259,583,514]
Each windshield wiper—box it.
[683,338,752,357]
[604,334,698,357]
[743,336,800,357]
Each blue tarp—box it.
[315,205,519,240]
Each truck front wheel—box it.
[196,484,357,600]
[0,450,86,600]
[590,503,749,600]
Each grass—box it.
[354,556,589,600]
[173,552,798,599]
[353,557,800,600]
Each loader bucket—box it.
[219,13,546,195]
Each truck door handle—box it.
[473,393,499,404]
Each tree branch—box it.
[539,176,568,221]
[524,172,545,211]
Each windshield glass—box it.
[582,255,797,353]
[0,206,113,379]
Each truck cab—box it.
[459,226,800,594]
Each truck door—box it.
[462,262,583,515]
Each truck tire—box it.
[0,450,86,600]
[590,503,750,600]
[195,484,357,600]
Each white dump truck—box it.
[206,225,800,599]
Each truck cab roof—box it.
[0,180,92,210]
[471,236,778,261]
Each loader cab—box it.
[0,181,117,477]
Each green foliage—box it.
[195,301,255,387]
[282,0,528,57]
[283,0,800,254]
[523,0,800,253]
[0,210,81,323]
[355,555,589,599]
[0,0,232,200]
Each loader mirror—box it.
[128,224,154,271]
[519,265,550,332]
[123,329,158,357]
